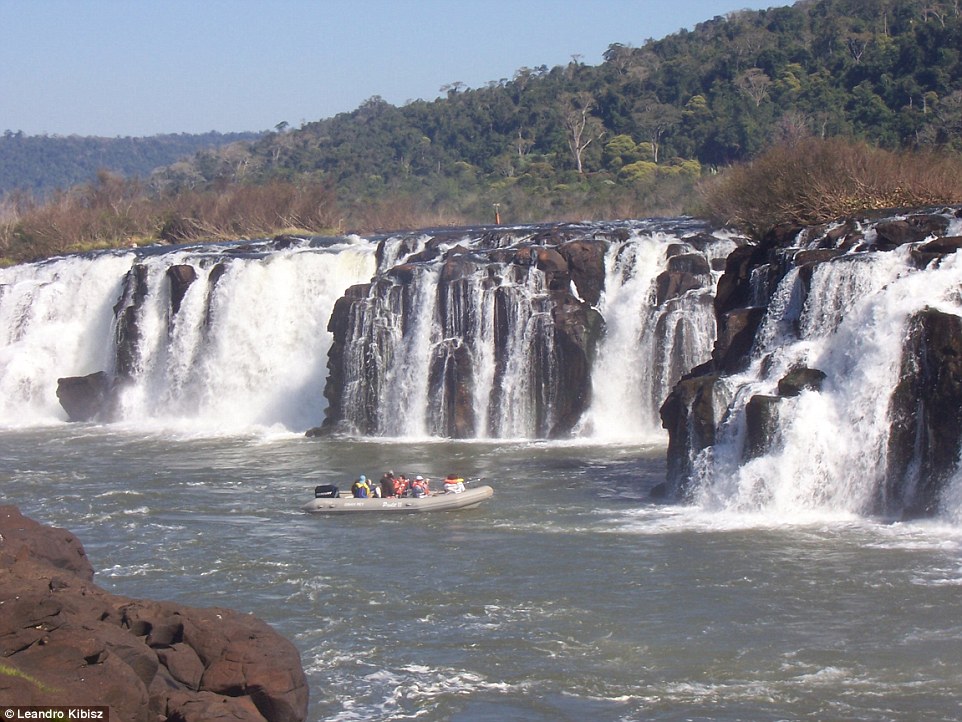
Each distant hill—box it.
[4,0,962,251]
[0,130,262,197]
[150,0,961,222]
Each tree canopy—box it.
[144,0,962,223]
[3,0,962,256]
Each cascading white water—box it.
[335,235,560,439]
[380,265,442,437]
[122,247,375,430]
[330,222,734,440]
[0,240,376,431]
[0,254,133,423]
[0,222,734,439]
[581,231,731,441]
[486,269,556,438]
[692,222,962,518]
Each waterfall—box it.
[581,232,731,441]
[0,254,133,423]
[329,231,570,439]
[0,221,736,438]
[687,212,962,519]
[324,221,736,440]
[0,238,376,431]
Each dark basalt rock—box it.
[777,366,827,397]
[655,252,712,305]
[56,371,111,422]
[792,248,845,267]
[714,306,767,373]
[0,506,308,722]
[512,246,570,291]
[167,264,198,317]
[884,308,962,518]
[660,372,723,497]
[548,292,602,438]
[427,339,476,438]
[321,283,372,434]
[113,264,150,379]
[910,236,962,268]
[744,394,781,460]
[558,239,607,305]
[873,214,950,250]
[713,244,770,317]
[405,246,442,264]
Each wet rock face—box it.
[167,264,198,316]
[777,366,827,397]
[656,252,712,305]
[56,371,111,421]
[558,239,607,305]
[113,263,150,380]
[885,309,962,517]
[660,206,962,516]
[0,506,309,722]
[323,230,610,438]
[659,372,722,498]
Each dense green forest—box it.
[2,0,962,262]
[0,131,261,197]
[151,0,962,224]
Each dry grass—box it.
[0,173,341,263]
[699,138,962,238]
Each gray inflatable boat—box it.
[302,484,494,514]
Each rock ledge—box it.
[0,506,308,722]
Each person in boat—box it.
[410,475,430,497]
[380,471,396,498]
[351,475,371,498]
[395,474,410,497]
[443,475,465,494]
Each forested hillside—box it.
[0,131,261,197]
[154,0,962,223]
[2,0,961,263]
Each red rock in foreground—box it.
[0,506,308,722]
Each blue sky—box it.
[2,0,777,138]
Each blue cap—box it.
[359,475,366,482]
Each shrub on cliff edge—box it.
[700,138,962,238]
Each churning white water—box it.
[692,217,962,520]
[0,238,377,431]
[0,253,133,422]
[0,222,731,440]
[583,231,730,441]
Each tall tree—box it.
[559,92,604,174]
[632,98,681,164]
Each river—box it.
[3,425,961,721]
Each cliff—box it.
[319,222,734,439]
[660,207,962,518]
[0,506,308,722]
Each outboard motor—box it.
[314,484,339,498]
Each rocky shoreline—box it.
[0,506,308,722]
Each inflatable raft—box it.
[302,485,494,514]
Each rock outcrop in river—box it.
[660,207,962,519]
[321,226,608,438]
[0,506,308,722]
[21,221,733,438]
[321,222,735,438]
